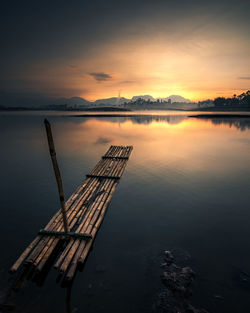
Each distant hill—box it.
[94,97,129,105]
[53,97,90,106]
[132,95,155,102]
[0,93,90,107]
[160,95,191,103]
[132,94,191,103]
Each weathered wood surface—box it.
[10,145,133,282]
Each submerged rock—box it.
[154,250,209,313]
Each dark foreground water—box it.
[1,111,250,313]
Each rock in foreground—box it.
[154,250,209,313]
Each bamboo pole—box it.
[44,119,69,233]
[26,119,70,269]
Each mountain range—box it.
[0,93,191,107]
[131,95,191,103]
[60,94,191,106]
[93,95,191,105]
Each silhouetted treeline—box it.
[214,91,250,107]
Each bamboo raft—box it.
[10,145,133,282]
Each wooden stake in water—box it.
[44,119,69,233]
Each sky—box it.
[0,0,250,103]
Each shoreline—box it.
[189,114,250,118]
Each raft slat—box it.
[10,145,133,282]
[86,174,120,180]
[25,180,96,266]
[35,179,102,271]
[65,180,118,280]
[58,165,120,274]
[9,180,91,273]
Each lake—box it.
[1,111,250,313]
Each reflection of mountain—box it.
[129,115,187,125]
[72,114,187,125]
[190,115,250,131]
[72,113,250,130]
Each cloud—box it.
[89,72,112,81]
[238,76,250,80]
[119,80,136,85]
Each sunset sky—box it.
[1,0,250,102]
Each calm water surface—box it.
[1,111,250,313]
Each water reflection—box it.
[53,117,250,178]
[73,114,187,125]
[70,114,250,131]
[66,285,72,313]
[190,115,250,131]
[129,114,187,125]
